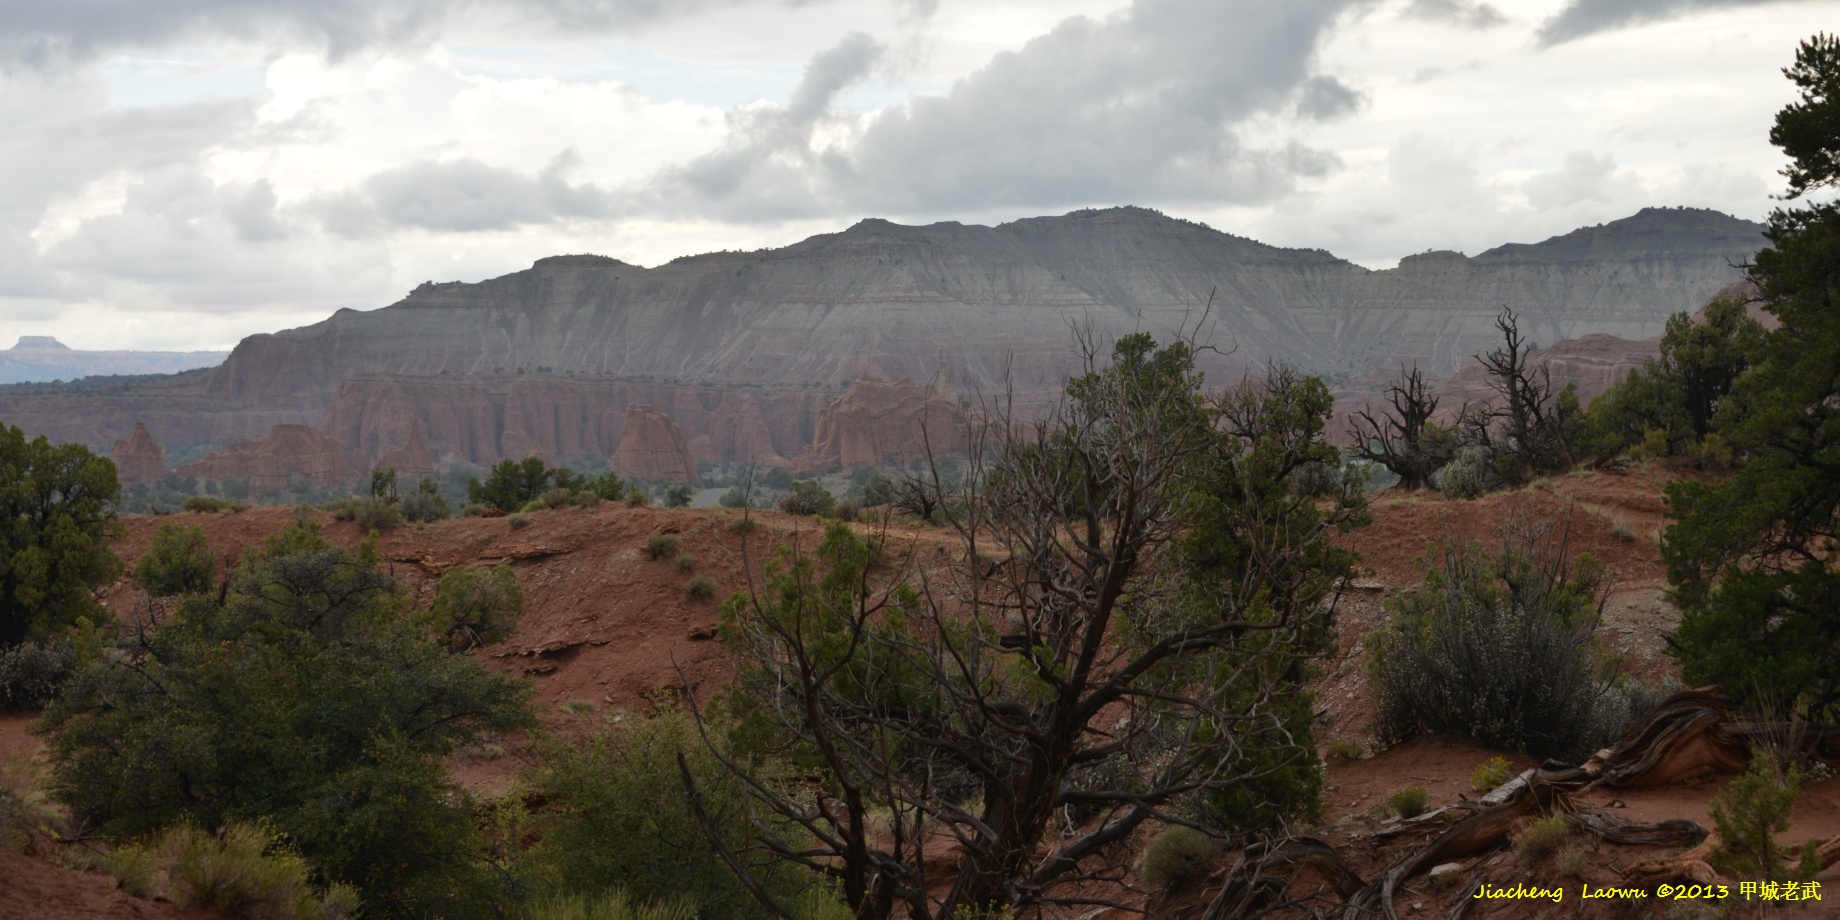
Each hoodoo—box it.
[175,424,348,493]
[798,375,970,470]
[612,405,699,484]
[110,422,167,485]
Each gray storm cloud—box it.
[1401,0,1505,28]
[1536,0,1810,47]
[0,0,827,65]
[311,150,615,235]
[647,0,1367,220]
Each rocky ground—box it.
[2,464,1837,918]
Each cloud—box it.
[310,149,615,234]
[1523,149,1619,209]
[0,0,820,67]
[1401,0,1505,28]
[1535,0,1800,47]
[648,0,1365,220]
[1296,75,1365,120]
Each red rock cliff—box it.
[375,420,436,479]
[176,424,348,492]
[612,405,699,484]
[798,375,969,470]
[110,422,166,485]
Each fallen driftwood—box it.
[1200,688,1839,920]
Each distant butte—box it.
[0,205,1766,469]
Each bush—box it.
[1139,825,1226,890]
[644,534,679,561]
[0,425,120,649]
[0,638,75,710]
[725,516,756,535]
[777,481,835,517]
[509,513,530,529]
[423,565,523,651]
[1433,445,1491,499]
[399,489,449,523]
[675,554,696,573]
[718,487,750,509]
[859,474,893,508]
[1384,786,1428,819]
[164,821,325,918]
[624,484,648,507]
[1368,534,1617,761]
[134,523,217,597]
[833,499,858,522]
[685,576,716,600]
[353,497,402,532]
[1471,756,1513,793]
[1709,747,1821,883]
[182,495,249,514]
[526,710,822,920]
[525,892,698,920]
[42,518,531,910]
[98,845,161,899]
[664,485,693,508]
[1517,815,1569,863]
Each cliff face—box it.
[175,424,347,492]
[798,376,969,470]
[110,422,166,485]
[612,405,699,484]
[375,420,436,479]
[317,374,831,467]
[0,206,1765,460]
[190,206,1764,411]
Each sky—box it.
[0,0,1827,351]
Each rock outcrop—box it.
[175,425,347,492]
[375,420,436,479]
[612,405,699,484]
[798,376,969,470]
[110,422,166,485]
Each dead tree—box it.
[1469,308,1580,484]
[690,333,1367,919]
[1347,365,1457,491]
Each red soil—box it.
[5,466,1835,917]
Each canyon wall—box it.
[175,425,348,492]
[798,375,969,470]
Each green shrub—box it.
[1384,786,1428,819]
[163,821,326,918]
[527,710,819,920]
[685,576,716,600]
[625,484,648,507]
[675,554,696,573]
[0,424,120,647]
[42,518,530,911]
[0,638,76,710]
[664,485,693,508]
[725,516,756,535]
[525,892,699,920]
[182,494,230,513]
[509,513,530,529]
[134,523,217,597]
[423,565,523,651]
[98,844,161,899]
[353,497,402,532]
[833,499,858,522]
[1368,536,1619,761]
[1555,845,1589,878]
[644,534,679,561]
[777,481,835,517]
[1710,747,1821,883]
[1139,825,1226,889]
[718,487,750,509]
[1433,445,1491,499]
[1325,741,1364,762]
[1471,756,1513,793]
[401,480,450,523]
[1517,815,1569,863]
